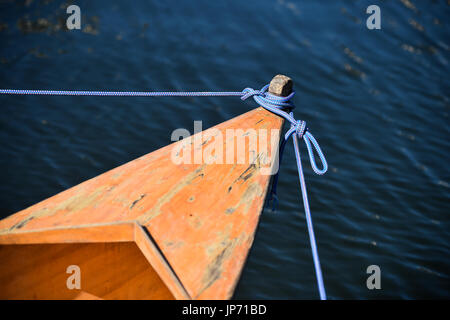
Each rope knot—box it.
[241,85,295,111]
[240,86,265,101]
[241,84,327,177]
[295,120,307,138]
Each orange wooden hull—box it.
[0,107,284,300]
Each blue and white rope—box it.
[0,89,244,97]
[241,84,327,300]
[0,83,328,300]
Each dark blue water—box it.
[0,0,449,299]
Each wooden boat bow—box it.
[0,75,292,300]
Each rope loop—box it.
[285,119,307,139]
[304,132,328,175]
[241,85,295,111]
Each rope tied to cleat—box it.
[0,76,328,300]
